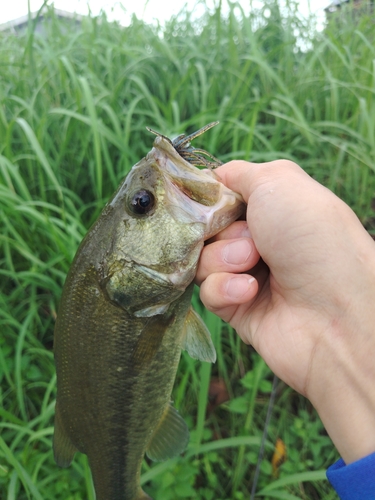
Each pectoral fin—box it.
[53,403,77,468]
[182,307,217,363]
[146,403,189,462]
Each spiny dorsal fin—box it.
[182,307,217,363]
[146,403,189,462]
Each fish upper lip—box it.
[152,137,226,193]
[151,135,244,213]
[164,178,239,223]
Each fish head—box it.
[101,133,245,316]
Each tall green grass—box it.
[0,2,374,498]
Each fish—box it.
[53,122,245,500]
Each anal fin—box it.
[182,307,217,363]
[53,402,77,468]
[146,403,189,462]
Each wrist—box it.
[311,347,375,465]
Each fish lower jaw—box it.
[166,178,245,238]
[203,189,246,239]
[136,260,196,289]
[134,303,170,317]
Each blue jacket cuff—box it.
[326,452,375,499]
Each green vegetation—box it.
[1,1,374,498]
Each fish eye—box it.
[129,190,155,215]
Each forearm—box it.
[308,230,375,464]
[312,340,375,464]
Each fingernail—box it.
[242,227,252,238]
[225,276,255,299]
[223,239,252,265]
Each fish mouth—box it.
[152,136,246,238]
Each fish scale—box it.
[53,123,245,499]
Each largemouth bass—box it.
[53,122,245,500]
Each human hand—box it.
[196,160,375,464]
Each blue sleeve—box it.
[326,452,375,499]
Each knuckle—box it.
[270,159,301,173]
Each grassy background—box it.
[1,1,374,498]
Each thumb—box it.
[215,159,308,203]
